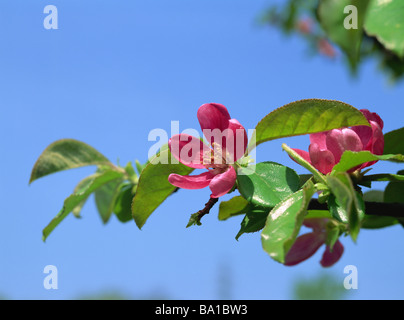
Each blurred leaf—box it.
[114,183,136,223]
[364,0,404,58]
[237,162,301,208]
[252,99,369,149]
[332,151,404,173]
[218,196,249,221]
[383,127,404,155]
[293,273,348,300]
[30,139,111,184]
[363,190,384,202]
[132,146,194,229]
[124,162,137,182]
[318,0,370,70]
[236,207,270,240]
[95,178,123,224]
[42,170,124,241]
[135,159,147,175]
[261,181,315,264]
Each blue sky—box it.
[0,0,403,299]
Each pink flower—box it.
[292,109,384,174]
[285,218,344,267]
[168,103,248,198]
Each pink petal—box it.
[369,121,384,155]
[360,109,384,130]
[209,166,237,198]
[325,128,363,163]
[197,103,231,133]
[320,240,344,267]
[224,119,248,162]
[284,232,325,266]
[169,134,208,169]
[351,125,373,151]
[309,143,336,174]
[168,172,214,190]
[310,132,328,150]
[360,121,384,169]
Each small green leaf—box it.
[71,175,96,218]
[327,195,349,224]
[236,207,269,240]
[113,183,136,223]
[132,146,194,229]
[327,173,363,241]
[237,162,301,208]
[261,181,316,264]
[42,170,124,241]
[95,178,123,224]
[364,0,404,58]
[251,99,369,150]
[218,196,250,221]
[383,127,404,155]
[30,139,111,184]
[325,225,340,252]
[332,151,404,173]
[186,212,202,228]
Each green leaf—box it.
[362,190,398,229]
[218,196,250,221]
[236,208,270,240]
[261,181,316,264]
[332,151,404,173]
[71,175,96,218]
[132,146,194,229]
[384,170,404,204]
[327,194,349,224]
[95,178,123,224]
[318,0,370,70]
[325,225,340,251]
[251,99,369,150]
[383,127,404,155]
[364,0,404,58]
[306,210,333,219]
[30,139,111,184]
[327,173,364,241]
[237,162,301,208]
[42,170,124,241]
[113,183,136,223]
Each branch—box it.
[308,199,404,219]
